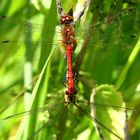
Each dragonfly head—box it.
[60,8,73,25]
[60,15,73,25]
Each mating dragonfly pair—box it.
[0,0,140,140]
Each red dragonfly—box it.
[0,0,139,140]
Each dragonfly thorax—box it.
[62,24,77,49]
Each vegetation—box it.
[0,0,140,140]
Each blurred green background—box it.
[0,0,140,140]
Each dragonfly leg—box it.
[73,73,78,86]
[61,80,67,87]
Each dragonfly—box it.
[0,0,140,139]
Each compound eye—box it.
[66,16,69,20]
[66,16,73,22]
[61,16,66,24]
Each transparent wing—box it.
[0,7,137,59]
[0,4,139,140]
[0,89,67,140]
[1,84,140,140]
[76,84,140,140]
